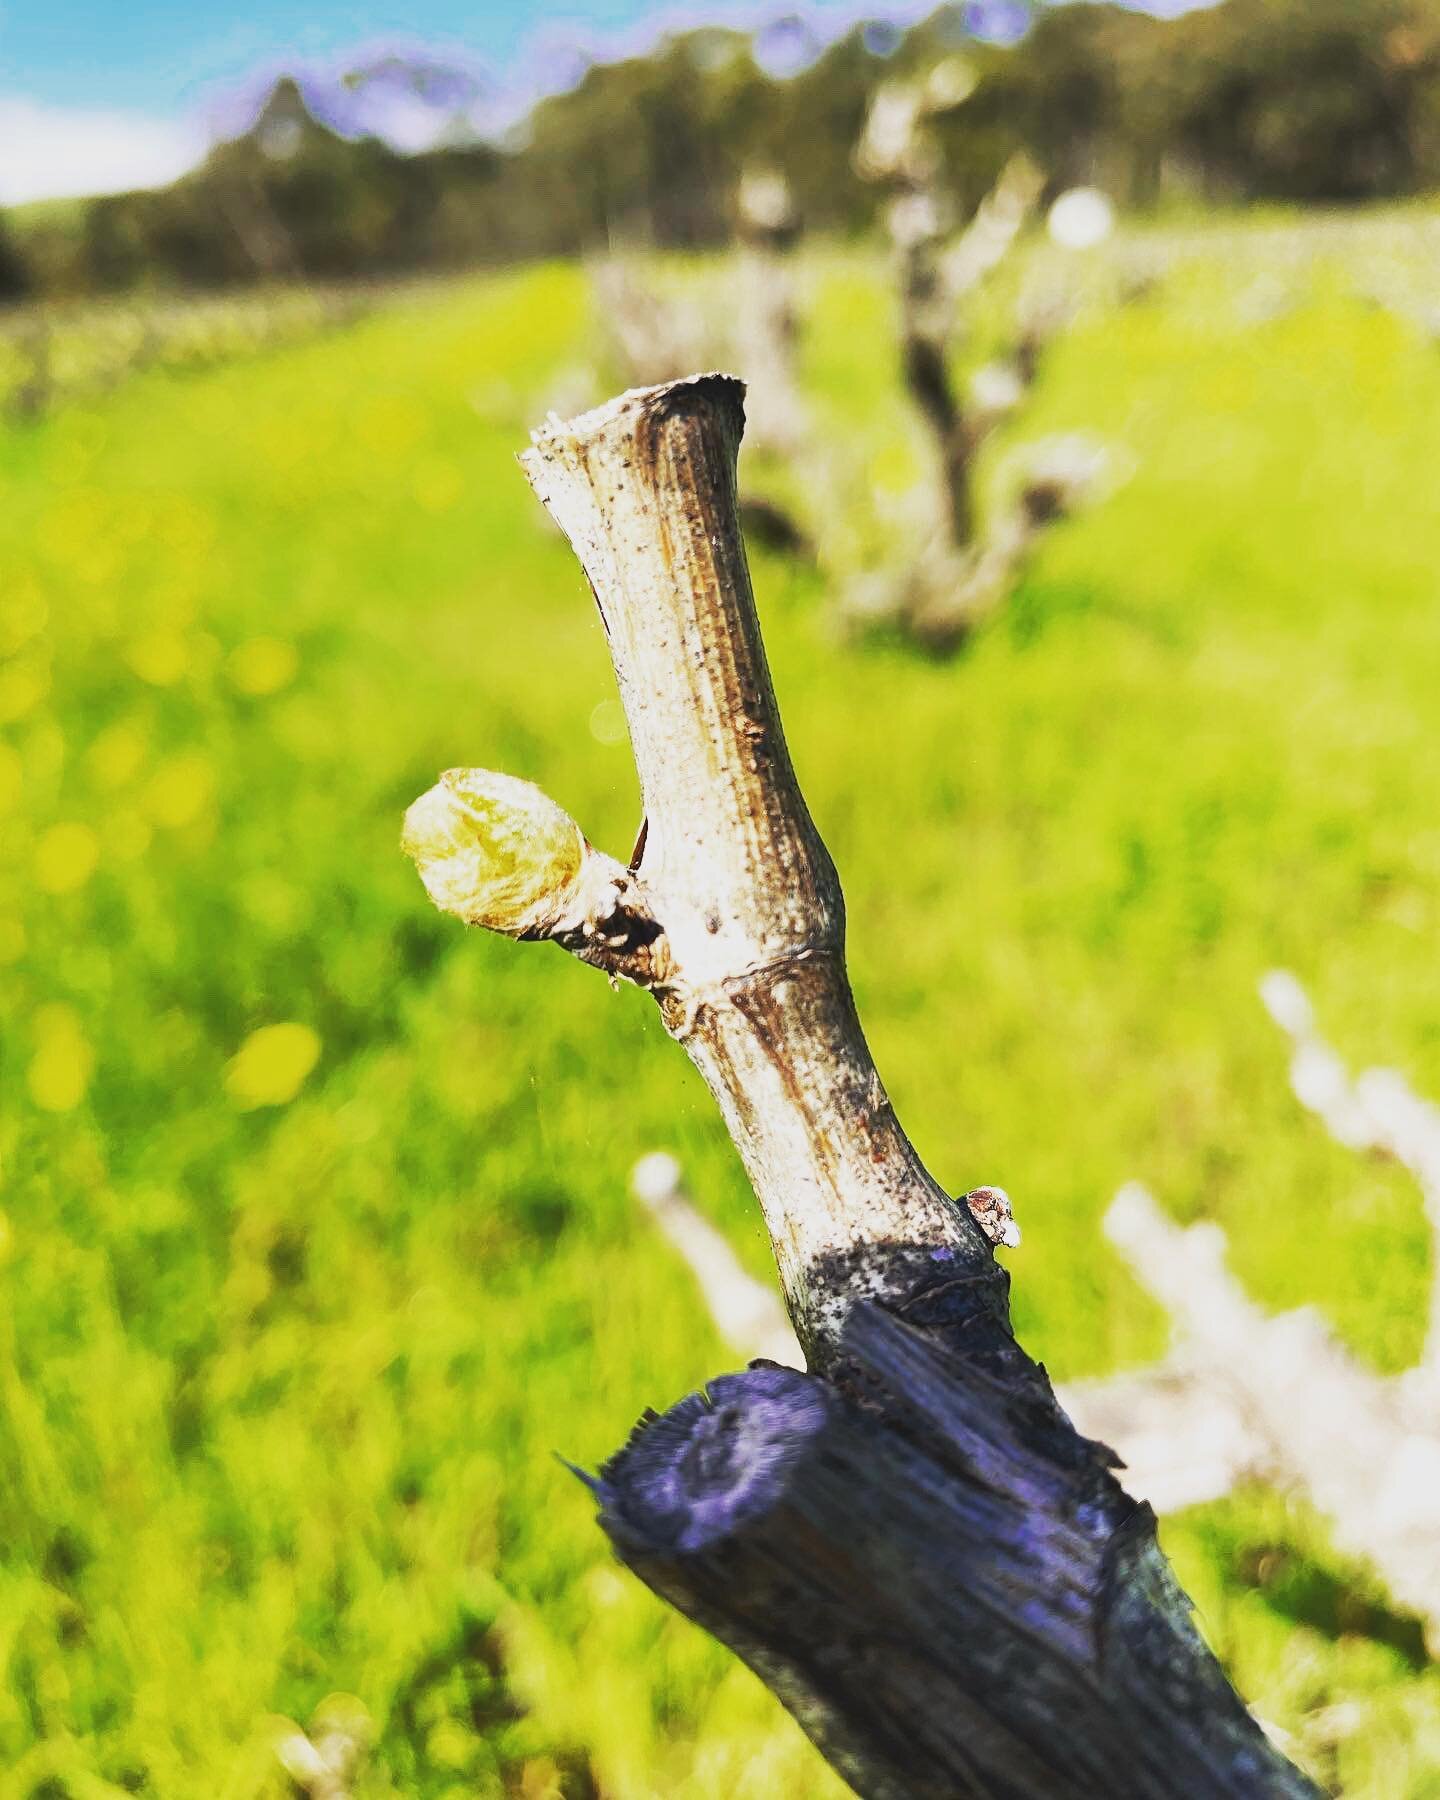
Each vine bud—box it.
[401,768,586,935]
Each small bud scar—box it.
[962,1185,1021,1249]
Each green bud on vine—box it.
[401,768,586,935]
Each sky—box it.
[0,0,1202,207]
[0,0,871,203]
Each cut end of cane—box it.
[402,768,586,935]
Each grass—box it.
[3,219,1440,1795]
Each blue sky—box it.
[0,0,1198,205]
[0,0,890,201]
[2,0,716,117]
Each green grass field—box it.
[4,216,1440,1796]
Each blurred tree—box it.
[1163,0,1440,200]
[517,31,774,250]
[0,213,32,300]
[972,4,1170,198]
[82,196,154,292]
[15,0,1440,300]
[764,25,882,230]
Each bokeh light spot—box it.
[87,720,148,790]
[126,631,190,687]
[35,822,100,895]
[0,658,50,723]
[27,1005,95,1114]
[588,699,627,745]
[224,1023,322,1110]
[228,636,299,696]
[144,753,216,829]
[0,743,22,813]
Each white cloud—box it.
[0,98,207,207]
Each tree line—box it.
[4,0,1440,303]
